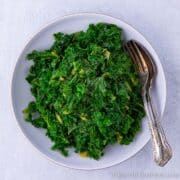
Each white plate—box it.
[11,13,166,170]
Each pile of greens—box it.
[23,23,145,160]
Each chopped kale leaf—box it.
[23,23,145,159]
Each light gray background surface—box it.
[0,0,180,179]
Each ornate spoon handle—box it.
[143,92,172,166]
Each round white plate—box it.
[11,13,166,170]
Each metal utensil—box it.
[124,40,172,166]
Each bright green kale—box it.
[23,23,145,159]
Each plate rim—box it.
[11,12,167,170]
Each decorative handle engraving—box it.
[143,92,172,166]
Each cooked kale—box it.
[23,23,145,159]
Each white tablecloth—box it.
[1,0,180,179]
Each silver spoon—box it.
[124,40,172,166]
